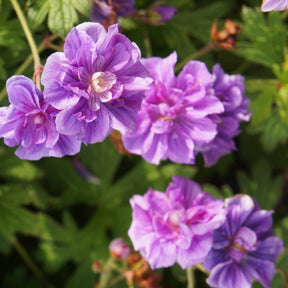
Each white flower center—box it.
[168,210,182,229]
[91,71,117,93]
[34,113,45,124]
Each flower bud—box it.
[109,238,131,260]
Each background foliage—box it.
[0,0,288,287]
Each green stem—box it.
[142,26,152,58]
[195,263,209,275]
[13,241,53,287]
[187,266,195,288]
[0,34,59,104]
[175,43,214,73]
[10,0,41,90]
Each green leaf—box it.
[202,184,233,199]
[28,0,50,29]
[275,217,288,246]
[172,1,235,43]
[237,159,284,209]
[0,148,43,181]
[38,210,110,272]
[236,7,286,68]
[0,19,27,51]
[79,139,122,185]
[48,0,78,36]
[71,0,90,16]
[246,81,275,126]
[247,110,288,152]
[0,185,40,242]
[64,259,94,288]
[0,57,7,80]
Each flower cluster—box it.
[0,22,151,160]
[261,0,288,12]
[122,52,250,166]
[128,177,283,288]
[128,176,226,269]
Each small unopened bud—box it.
[210,19,241,50]
[146,3,177,25]
[109,238,131,260]
[92,260,103,273]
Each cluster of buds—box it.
[125,252,162,288]
[210,19,242,50]
[92,238,162,288]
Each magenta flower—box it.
[203,195,284,288]
[42,22,151,145]
[90,0,135,27]
[122,52,224,165]
[0,76,81,160]
[128,176,226,269]
[261,0,288,11]
[196,64,250,166]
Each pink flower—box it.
[128,176,226,269]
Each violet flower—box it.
[196,64,250,166]
[203,195,284,288]
[261,0,288,12]
[90,0,135,27]
[0,76,81,160]
[42,22,151,145]
[122,52,224,165]
[128,176,226,269]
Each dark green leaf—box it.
[237,159,284,209]
[247,110,288,152]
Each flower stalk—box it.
[13,241,53,288]
[174,43,214,73]
[187,267,195,288]
[10,0,42,90]
[0,34,59,103]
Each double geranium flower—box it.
[42,22,151,146]
[122,52,250,166]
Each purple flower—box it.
[128,176,226,269]
[122,52,224,165]
[203,195,284,288]
[90,0,135,27]
[42,22,151,145]
[0,76,81,160]
[261,0,288,12]
[196,64,250,166]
